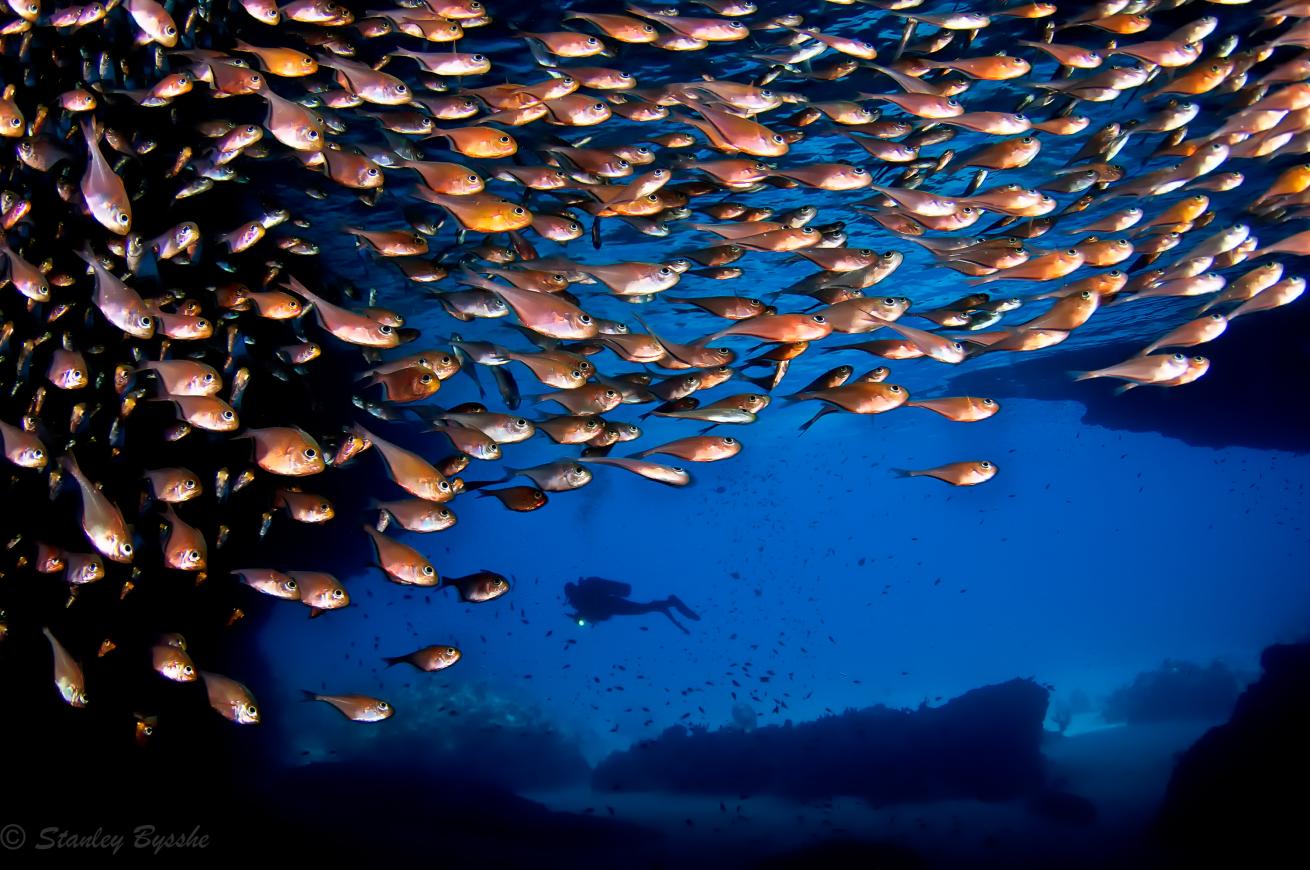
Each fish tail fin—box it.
[797,406,834,434]
[891,468,916,479]
[300,690,318,702]
[892,19,915,62]
[963,169,987,197]
[381,655,406,668]
[1112,383,1138,396]
[741,370,776,392]
[1070,370,1095,381]
[463,472,511,491]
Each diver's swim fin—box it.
[667,595,700,622]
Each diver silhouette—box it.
[565,577,701,634]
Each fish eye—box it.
[380,325,393,335]
[586,37,598,45]
[1081,291,1092,299]
[1173,353,1185,361]
[303,447,318,459]
[642,23,654,31]
[165,25,176,35]
[367,168,378,176]
[308,130,319,140]
[889,385,901,393]
[420,374,433,384]
[1066,249,1078,256]
[331,589,344,599]
[1192,356,1205,363]
[962,207,974,215]
[222,410,235,420]
[717,349,730,356]
[982,398,995,406]
[467,174,478,183]
[396,84,408,94]
[439,480,451,491]
[498,135,510,143]
[122,543,134,555]
[980,461,992,469]
[423,565,435,576]
[246,704,258,716]
[143,725,153,735]
[947,99,960,107]
[1021,137,1032,144]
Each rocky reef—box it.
[593,678,1050,805]
[1156,642,1310,861]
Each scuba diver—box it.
[565,577,701,634]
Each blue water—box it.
[28,0,1307,863]
[245,6,1310,751]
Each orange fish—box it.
[303,692,394,722]
[906,396,1000,422]
[285,276,399,347]
[200,671,260,724]
[384,645,462,671]
[1075,353,1191,384]
[896,460,998,486]
[242,427,325,476]
[705,313,832,343]
[61,454,134,563]
[353,424,453,502]
[43,627,87,707]
[288,571,349,614]
[636,435,741,462]
[161,505,206,571]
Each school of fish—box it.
[0,0,1306,734]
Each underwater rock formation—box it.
[1156,642,1310,861]
[593,679,1049,805]
[1102,659,1243,725]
